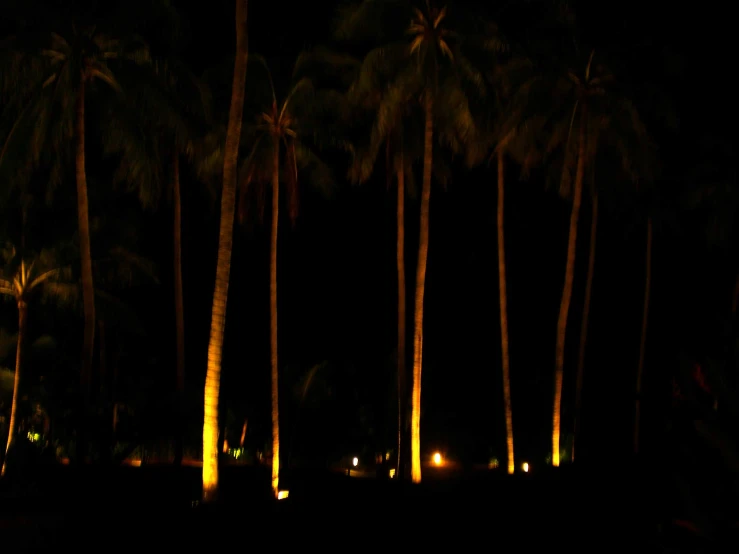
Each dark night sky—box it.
[146,1,736,462]
[3,1,735,464]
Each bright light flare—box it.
[522,462,529,473]
[432,452,442,466]
[352,457,358,467]
[277,490,289,500]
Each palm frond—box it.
[101,97,163,209]
[97,247,159,288]
[284,139,300,224]
[40,281,78,307]
[293,47,360,89]
[435,74,478,156]
[333,0,409,43]
[0,280,14,297]
[348,43,411,104]
[349,65,419,184]
[294,141,335,199]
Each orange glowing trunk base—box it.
[201,0,248,504]
[202,370,220,502]
[410,332,423,484]
[271,442,280,498]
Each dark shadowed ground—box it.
[0,462,727,552]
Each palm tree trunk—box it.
[634,216,652,455]
[411,92,433,484]
[396,148,406,479]
[269,137,281,498]
[173,152,185,466]
[552,106,587,467]
[202,0,248,504]
[496,151,515,475]
[572,191,598,462]
[1,301,26,476]
[76,77,95,464]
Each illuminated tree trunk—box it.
[633,216,652,455]
[76,77,96,463]
[202,0,248,503]
[552,106,587,467]
[173,153,185,466]
[1,301,26,477]
[269,136,281,498]
[396,148,406,478]
[496,151,515,475]
[572,191,597,462]
[411,92,433,484]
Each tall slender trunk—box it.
[269,136,281,498]
[634,216,652,455]
[173,152,185,466]
[1,301,26,476]
[411,92,433,484]
[572,192,598,462]
[552,105,587,467]
[202,0,248,503]
[76,77,95,464]
[496,151,515,475]
[396,147,406,478]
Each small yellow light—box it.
[433,452,442,466]
[277,490,289,500]
[389,468,396,478]
[522,462,529,473]
[352,457,358,467]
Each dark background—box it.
[1,0,735,466]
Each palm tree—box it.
[548,51,593,468]
[340,52,415,480]
[509,45,652,465]
[337,0,485,484]
[102,52,214,465]
[296,39,425,478]
[0,19,153,457]
[0,245,71,476]
[475,53,537,476]
[202,0,248,504]
[238,56,334,498]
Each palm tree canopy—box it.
[324,1,501,186]
[237,55,336,225]
[0,8,153,199]
[504,44,654,202]
[100,52,215,210]
[0,244,74,304]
